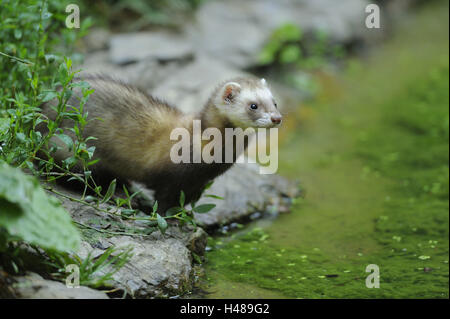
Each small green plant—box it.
[0,0,126,288]
[118,184,220,235]
[46,246,133,289]
[259,23,345,69]
[164,181,221,231]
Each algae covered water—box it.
[201,3,449,298]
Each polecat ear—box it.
[261,78,267,86]
[222,82,241,103]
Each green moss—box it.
[203,3,449,299]
[207,224,448,298]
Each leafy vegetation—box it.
[259,23,343,68]
[0,0,132,289]
[1,0,89,259]
[0,162,80,251]
[0,0,212,292]
[46,246,133,289]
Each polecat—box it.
[39,75,282,214]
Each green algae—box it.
[202,3,449,299]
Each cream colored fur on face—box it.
[215,79,278,129]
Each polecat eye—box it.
[274,102,278,108]
[250,103,258,110]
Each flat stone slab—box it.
[52,188,208,298]
[193,162,299,228]
[109,31,194,65]
[4,272,109,299]
[192,0,371,67]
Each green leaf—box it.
[65,57,72,70]
[204,180,214,190]
[179,190,185,207]
[204,194,224,200]
[86,146,96,159]
[193,204,216,214]
[16,132,26,143]
[0,118,9,134]
[0,162,80,252]
[56,133,74,151]
[280,45,302,64]
[14,29,22,40]
[275,23,303,42]
[39,90,58,103]
[101,179,116,204]
[71,81,90,89]
[152,201,158,214]
[58,62,69,83]
[166,207,181,216]
[258,41,280,65]
[121,209,135,216]
[44,54,59,64]
[62,156,77,169]
[156,214,168,234]
[84,195,96,203]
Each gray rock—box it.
[192,0,371,68]
[38,158,297,298]
[0,270,17,298]
[190,0,271,68]
[10,272,109,299]
[99,235,191,298]
[193,162,299,227]
[131,57,194,93]
[78,51,128,80]
[83,28,111,52]
[52,187,207,298]
[151,55,247,113]
[79,51,195,95]
[109,31,194,65]
[103,0,373,70]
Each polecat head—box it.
[213,77,282,129]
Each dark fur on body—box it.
[39,75,280,214]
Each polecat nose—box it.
[271,116,282,124]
